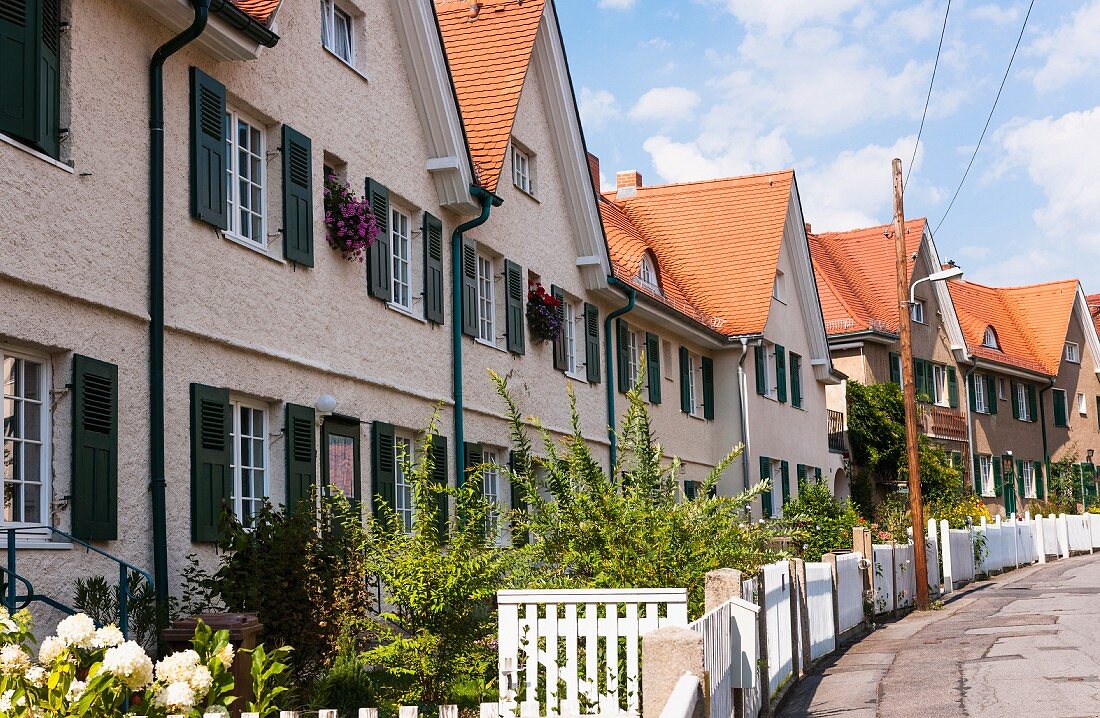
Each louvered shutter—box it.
[968,373,977,411]
[796,464,806,488]
[463,442,483,489]
[1034,461,1045,499]
[508,450,528,547]
[993,458,1003,497]
[814,466,822,481]
[364,178,391,299]
[284,403,316,513]
[71,355,117,541]
[616,319,631,393]
[780,460,791,506]
[1053,390,1068,427]
[972,457,982,494]
[461,236,479,337]
[790,353,802,408]
[371,422,395,519]
[683,481,697,501]
[646,333,661,403]
[889,352,901,385]
[0,0,59,155]
[584,303,600,383]
[754,345,767,395]
[280,125,314,266]
[986,375,997,415]
[189,68,228,229]
[190,384,231,542]
[430,435,448,538]
[1011,381,1020,419]
[423,212,445,325]
[775,345,787,403]
[947,366,959,408]
[1026,385,1037,423]
[759,456,773,518]
[1017,461,1026,500]
[913,359,925,398]
[701,356,715,420]
[503,261,525,355]
[552,285,569,369]
[678,346,690,413]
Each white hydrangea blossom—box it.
[93,624,125,649]
[25,665,46,687]
[155,649,200,685]
[0,645,31,675]
[188,664,214,695]
[38,635,65,664]
[216,642,234,668]
[0,607,18,633]
[56,613,97,648]
[0,689,13,712]
[155,681,196,713]
[102,641,154,690]
[65,679,87,703]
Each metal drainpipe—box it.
[964,365,977,492]
[452,186,499,485]
[737,337,754,490]
[604,275,636,472]
[149,0,210,632]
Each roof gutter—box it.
[605,275,636,472]
[149,0,210,639]
[209,0,279,47]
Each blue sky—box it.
[556,1,1100,292]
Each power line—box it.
[933,0,1036,236]
[906,0,952,188]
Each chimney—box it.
[804,222,812,235]
[586,152,601,196]
[616,170,643,199]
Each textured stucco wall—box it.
[1052,313,1100,466]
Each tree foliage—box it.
[779,478,863,559]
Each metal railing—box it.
[828,410,846,453]
[2,526,153,639]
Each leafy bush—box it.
[73,572,161,652]
[1042,452,1081,514]
[780,479,863,559]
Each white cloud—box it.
[597,0,636,9]
[885,1,943,42]
[577,88,620,130]
[639,37,671,51]
[628,87,701,125]
[969,3,1021,25]
[1030,0,1100,92]
[714,0,865,36]
[642,128,793,182]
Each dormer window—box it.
[982,326,1000,350]
[638,253,660,292]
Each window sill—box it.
[474,337,505,353]
[689,412,706,421]
[0,539,73,550]
[324,46,371,83]
[981,492,997,499]
[0,133,74,174]
[512,183,540,203]
[564,370,588,384]
[387,302,425,323]
[223,232,286,264]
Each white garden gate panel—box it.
[1090,514,1100,549]
[871,545,895,614]
[835,553,864,635]
[1015,518,1037,565]
[688,596,759,718]
[947,529,974,587]
[762,561,793,697]
[804,562,836,661]
[1066,514,1091,554]
[1042,516,1060,558]
[496,588,688,717]
[923,522,942,596]
[892,544,916,610]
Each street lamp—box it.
[910,265,965,306]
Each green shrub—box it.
[780,479,863,559]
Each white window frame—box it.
[773,270,785,302]
[394,433,415,534]
[1065,342,1081,363]
[482,448,502,545]
[511,143,532,195]
[389,207,413,313]
[627,328,643,391]
[762,344,775,399]
[229,399,268,527]
[563,300,579,377]
[1022,461,1036,499]
[320,0,354,65]
[1078,392,1088,416]
[979,455,994,497]
[2,349,50,529]
[1017,383,1030,421]
[982,326,999,349]
[974,375,988,414]
[639,254,659,291]
[910,300,925,324]
[224,107,267,249]
[476,254,496,345]
[687,351,702,417]
[932,364,948,407]
[998,378,1007,401]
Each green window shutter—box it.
[889,352,902,385]
[371,421,396,520]
[365,178,391,300]
[790,353,802,409]
[1026,385,1037,424]
[913,359,925,398]
[190,384,231,542]
[972,457,982,494]
[505,261,526,355]
[584,303,600,383]
[552,285,568,369]
[461,236,479,337]
[925,361,935,400]
[189,68,228,229]
[430,435,448,539]
[796,463,806,487]
[646,332,661,404]
[947,366,959,408]
[1016,461,1025,500]
[284,403,316,513]
[968,373,977,411]
[0,0,60,156]
[683,480,697,501]
[1011,381,1020,419]
[775,345,787,403]
[1053,390,1068,428]
[71,355,118,541]
[780,460,791,506]
[701,356,715,420]
[678,346,691,413]
[616,319,631,393]
[992,458,1003,496]
[754,345,767,395]
[463,442,483,489]
[986,375,997,415]
[422,212,445,325]
[814,467,822,481]
[1035,461,1045,499]
[281,125,314,266]
[508,450,528,546]
[759,456,773,518]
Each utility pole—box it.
[892,157,930,611]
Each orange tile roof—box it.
[1088,293,1100,339]
[435,0,546,193]
[229,0,280,25]
[808,220,926,337]
[601,171,794,336]
[948,279,1079,375]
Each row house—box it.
[811,220,970,501]
[0,0,753,614]
[599,169,844,519]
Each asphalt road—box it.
[778,552,1100,717]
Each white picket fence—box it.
[688,596,760,718]
[805,562,836,661]
[496,588,689,717]
[834,552,865,634]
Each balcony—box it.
[828,410,847,453]
[921,404,967,443]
